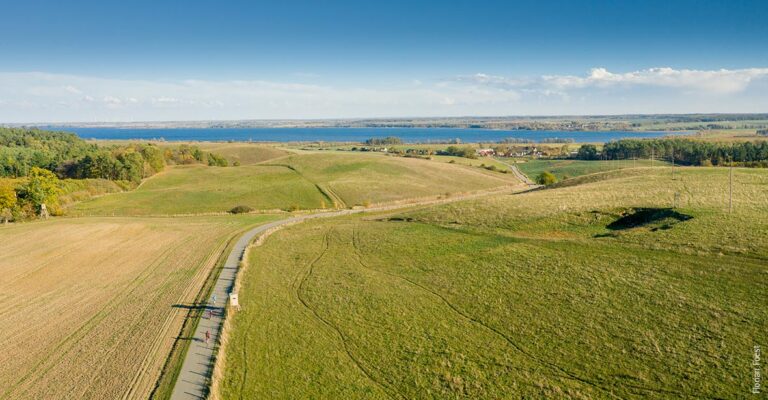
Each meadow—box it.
[0,214,276,400]
[514,158,671,181]
[215,166,767,398]
[72,152,519,215]
[71,165,327,215]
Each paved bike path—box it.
[169,187,523,399]
[169,211,356,400]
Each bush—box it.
[576,144,599,160]
[207,153,229,167]
[229,205,254,214]
[536,171,558,186]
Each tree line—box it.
[0,128,231,221]
[576,138,768,167]
[0,128,229,182]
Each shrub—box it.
[536,171,558,186]
[229,205,254,214]
[576,144,599,160]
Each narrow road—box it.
[169,186,524,400]
[494,158,539,186]
[169,210,356,400]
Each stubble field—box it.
[0,214,275,400]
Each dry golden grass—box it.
[0,215,273,400]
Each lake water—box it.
[54,127,679,143]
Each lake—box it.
[54,127,680,143]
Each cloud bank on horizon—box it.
[2,66,768,123]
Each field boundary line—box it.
[147,226,251,400]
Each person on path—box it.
[212,294,217,306]
[205,330,210,345]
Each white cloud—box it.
[64,85,82,94]
[459,67,768,94]
[102,96,123,105]
[544,67,768,93]
[152,96,180,104]
[0,68,766,122]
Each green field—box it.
[72,152,519,216]
[278,152,517,207]
[216,167,767,398]
[515,158,671,181]
[71,165,327,215]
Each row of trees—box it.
[439,146,477,159]
[575,139,768,166]
[0,128,229,183]
[364,136,403,146]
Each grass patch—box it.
[216,166,767,398]
[71,165,326,216]
[72,152,518,216]
[515,158,671,181]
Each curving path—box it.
[168,186,524,400]
[169,210,357,400]
[494,158,539,187]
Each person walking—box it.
[205,330,210,345]
[212,294,217,306]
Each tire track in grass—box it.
[262,163,345,209]
[351,224,703,399]
[291,228,401,400]
[350,225,621,398]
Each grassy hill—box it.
[515,158,672,181]
[215,166,767,398]
[186,142,290,165]
[278,152,518,207]
[71,165,327,215]
[73,152,520,216]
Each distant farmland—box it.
[215,167,767,398]
[0,215,275,400]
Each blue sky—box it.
[2,0,768,122]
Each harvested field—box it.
[0,215,275,400]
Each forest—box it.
[0,128,229,221]
[577,138,768,167]
[0,128,227,182]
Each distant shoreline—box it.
[3,112,767,131]
[51,126,690,144]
